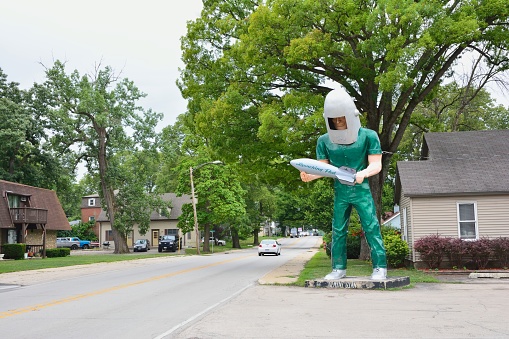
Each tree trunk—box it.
[359,236,370,260]
[231,228,240,249]
[203,223,210,252]
[96,125,129,254]
[253,228,259,246]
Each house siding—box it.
[407,194,509,265]
[99,219,187,249]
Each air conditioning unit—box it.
[20,197,27,202]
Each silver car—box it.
[133,239,150,252]
[258,239,281,256]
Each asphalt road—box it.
[0,236,319,339]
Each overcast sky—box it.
[1,0,203,130]
[1,0,507,133]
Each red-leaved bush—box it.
[467,237,492,269]
[491,237,509,268]
[444,238,470,268]
[414,234,449,269]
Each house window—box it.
[7,195,20,208]
[164,229,178,236]
[88,198,95,206]
[89,216,95,222]
[105,230,114,241]
[457,202,478,240]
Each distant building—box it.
[81,193,195,249]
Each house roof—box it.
[96,193,192,222]
[396,130,509,201]
[0,180,71,230]
[382,211,400,225]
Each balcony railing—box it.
[9,207,48,224]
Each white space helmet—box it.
[323,88,361,144]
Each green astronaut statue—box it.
[300,88,387,280]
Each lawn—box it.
[0,252,179,274]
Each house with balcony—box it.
[0,180,71,256]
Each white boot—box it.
[324,269,346,280]
[371,268,387,280]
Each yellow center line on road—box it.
[0,254,253,319]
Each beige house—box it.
[0,180,71,256]
[395,130,509,268]
[81,193,196,249]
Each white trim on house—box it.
[456,201,478,240]
[402,207,408,242]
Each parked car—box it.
[56,237,96,250]
[258,239,281,256]
[133,239,150,252]
[201,237,226,246]
[158,235,180,252]
[290,232,298,238]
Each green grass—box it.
[294,250,440,287]
[0,253,180,274]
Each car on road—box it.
[133,239,150,252]
[258,239,281,256]
[158,235,180,252]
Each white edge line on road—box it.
[153,282,254,339]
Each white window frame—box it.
[88,198,95,207]
[89,216,95,222]
[402,207,408,242]
[457,201,478,240]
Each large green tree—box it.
[179,0,509,221]
[0,68,72,190]
[39,61,163,253]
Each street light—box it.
[190,160,223,255]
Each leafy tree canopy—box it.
[179,0,509,216]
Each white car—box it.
[258,239,281,256]
[201,237,226,246]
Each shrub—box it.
[322,230,361,259]
[2,243,26,260]
[491,237,509,268]
[46,248,70,258]
[383,233,409,268]
[414,234,448,269]
[467,237,492,270]
[346,233,361,259]
[444,238,470,268]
